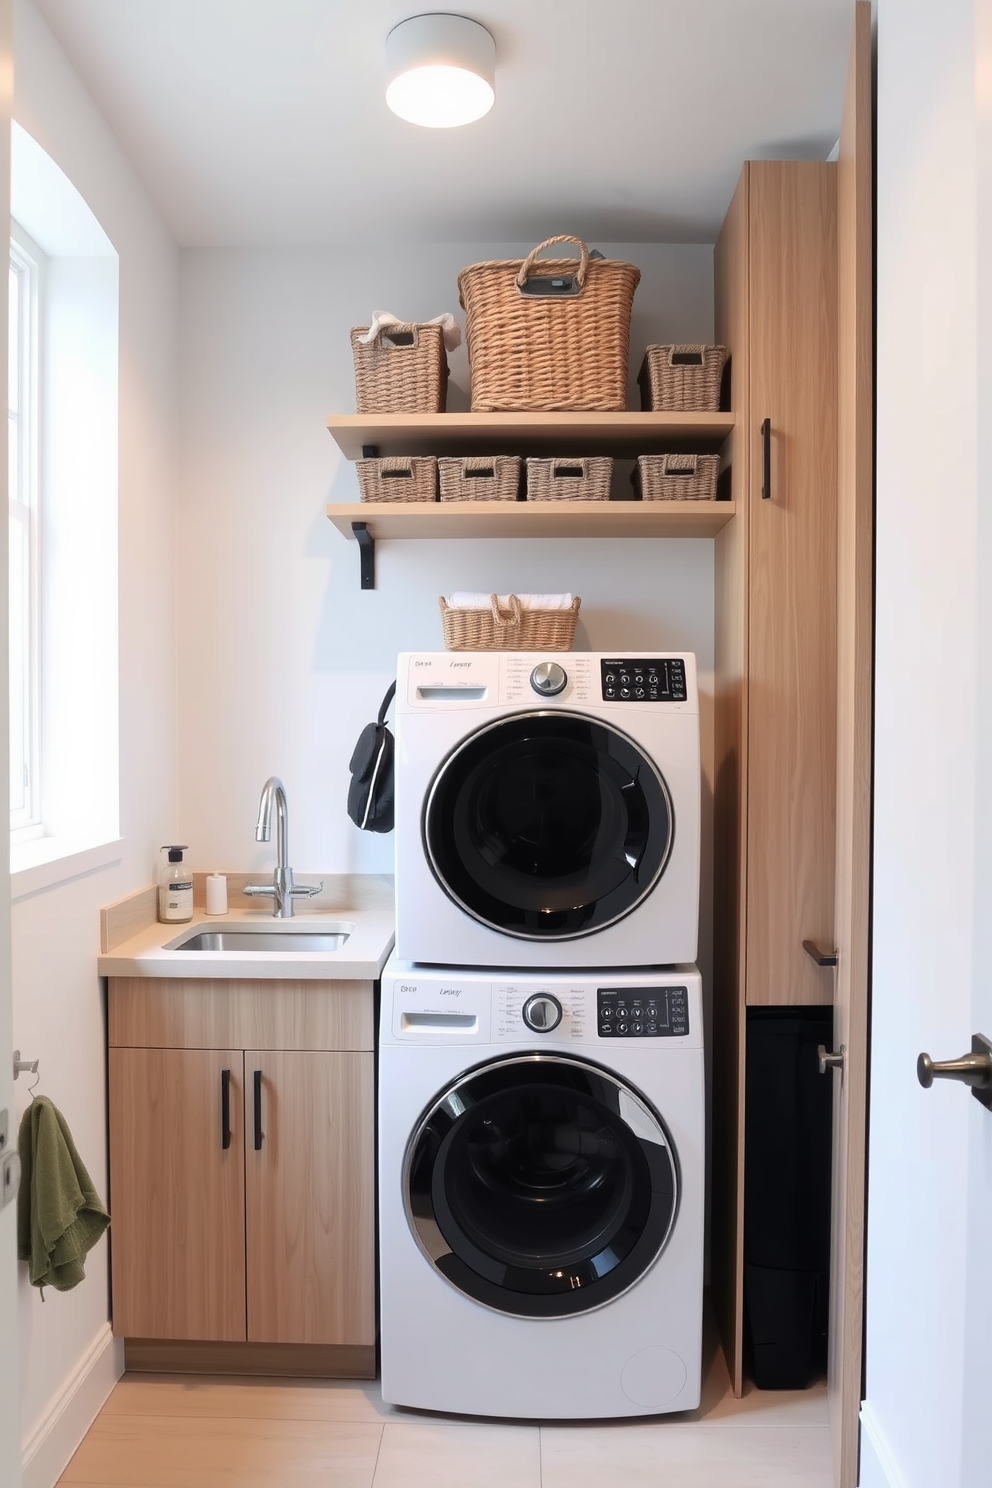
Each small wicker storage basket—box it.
[633,453,720,502]
[351,323,448,414]
[357,455,437,503]
[458,236,640,412]
[438,455,521,503]
[638,344,727,412]
[439,594,581,652]
[526,456,613,502]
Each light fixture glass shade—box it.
[385,14,496,128]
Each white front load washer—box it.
[394,651,700,968]
[378,954,705,1418]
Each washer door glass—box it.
[405,1055,679,1318]
[423,711,674,940]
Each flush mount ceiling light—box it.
[385,13,496,128]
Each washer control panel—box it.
[597,985,690,1039]
[497,984,589,1042]
[601,658,687,703]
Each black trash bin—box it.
[743,1007,833,1389]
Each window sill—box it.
[10,836,123,901]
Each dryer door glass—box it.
[405,1054,679,1318]
[423,711,674,940]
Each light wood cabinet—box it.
[108,977,376,1374]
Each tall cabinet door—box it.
[244,1050,375,1346]
[746,161,838,1008]
[108,1047,247,1341]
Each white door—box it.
[862,1,992,1484]
[0,3,22,1485]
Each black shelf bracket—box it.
[353,522,375,589]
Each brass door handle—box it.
[917,1034,992,1112]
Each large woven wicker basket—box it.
[351,323,448,414]
[633,454,720,501]
[458,236,640,412]
[438,456,521,502]
[638,344,727,412]
[357,456,437,503]
[526,456,613,501]
[439,594,581,651]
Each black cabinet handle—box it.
[253,1069,264,1150]
[761,417,772,499]
[220,1067,232,1149]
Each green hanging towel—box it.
[17,1095,110,1293]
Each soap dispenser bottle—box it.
[158,844,194,923]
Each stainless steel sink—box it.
[168,925,352,953]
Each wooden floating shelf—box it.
[326,411,736,460]
[326,499,736,543]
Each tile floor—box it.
[56,1327,832,1488]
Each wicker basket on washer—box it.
[638,345,727,411]
[351,323,448,413]
[458,236,640,412]
[526,456,613,501]
[633,454,720,502]
[439,594,581,651]
[438,456,521,502]
[357,455,437,502]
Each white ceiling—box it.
[30,0,855,249]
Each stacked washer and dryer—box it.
[379,649,705,1418]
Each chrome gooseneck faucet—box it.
[243,776,322,918]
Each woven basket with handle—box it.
[638,344,727,412]
[351,323,448,414]
[458,236,640,412]
[439,594,581,651]
[633,454,720,502]
[526,456,613,501]
[357,456,437,503]
[438,456,521,502]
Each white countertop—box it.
[99,877,395,980]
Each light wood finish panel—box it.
[326,499,734,543]
[109,1048,247,1342]
[101,886,156,952]
[712,165,751,1399]
[829,7,873,1486]
[745,162,839,1006]
[245,1051,376,1347]
[108,977,374,1052]
[326,410,734,459]
[122,1340,376,1379]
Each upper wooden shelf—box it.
[326,499,735,543]
[326,411,735,460]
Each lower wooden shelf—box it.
[326,499,736,542]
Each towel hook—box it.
[13,1050,40,1097]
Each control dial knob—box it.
[522,993,564,1033]
[530,661,567,697]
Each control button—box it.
[605,671,616,683]
[632,1021,643,1035]
[619,673,630,685]
[616,1006,629,1018]
[601,1006,613,1019]
[617,1021,629,1035]
[647,1004,658,1018]
[604,686,616,699]
[522,993,564,1032]
[620,688,631,699]
[530,662,568,697]
[635,687,645,699]
[599,1022,612,1036]
[646,1021,659,1035]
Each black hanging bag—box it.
[347,681,396,833]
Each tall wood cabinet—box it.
[108,977,376,1375]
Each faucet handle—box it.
[290,881,324,899]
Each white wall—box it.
[866,1,985,1484]
[175,240,716,884]
[11,2,179,1480]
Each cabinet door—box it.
[244,1051,375,1346]
[746,162,838,1005]
[108,1047,247,1341]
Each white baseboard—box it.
[22,1324,124,1488]
[859,1402,909,1488]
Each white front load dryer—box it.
[393,651,700,968]
[378,954,705,1418]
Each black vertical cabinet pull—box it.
[221,1067,232,1150]
[253,1069,264,1150]
[761,418,772,499]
